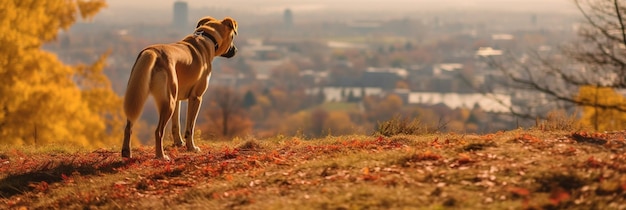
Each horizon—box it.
[96,0,578,24]
[104,0,575,11]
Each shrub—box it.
[534,110,583,131]
[375,115,434,136]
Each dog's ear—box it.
[196,16,217,28]
[222,17,238,35]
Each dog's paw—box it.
[173,141,185,147]
[187,146,201,153]
[156,154,171,161]
[121,149,131,158]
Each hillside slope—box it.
[1,130,626,209]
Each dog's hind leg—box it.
[184,95,202,152]
[171,101,184,147]
[155,100,175,160]
[122,120,133,158]
[122,49,157,158]
[151,69,178,160]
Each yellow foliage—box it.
[458,108,471,122]
[277,110,356,137]
[363,94,404,123]
[323,111,355,136]
[0,0,121,148]
[278,111,311,136]
[576,86,626,131]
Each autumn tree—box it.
[0,0,123,147]
[323,111,356,136]
[277,111,310,136]
[277,109,357,137]
[576,86,626,130]
[266,88,301,113]
[310,108,329,136]
[485,0,626,124]
[363,94,404,123]
[247,93,271,123]
[271,62,301,89]
[242,90,257,108]
[201,86,253,139]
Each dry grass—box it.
[375,115,437,136]
[2,129,626,209]
[534,110,585,132]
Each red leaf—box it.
[457,153,473,165]
[549,188,570,205]
[29,181,49,192]
[586,156,603,168]
[509,187,530,197]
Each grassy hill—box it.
[1,129,626,209]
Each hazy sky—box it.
[103,0,576,14]
[95,0,578,25]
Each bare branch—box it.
[615,0,626,46]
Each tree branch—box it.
[614,0,626,46]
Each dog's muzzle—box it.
[221,45,237,58]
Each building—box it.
[172,1,189,30]
[408,92,511,113]
[283,8,293,29]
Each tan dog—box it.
[122,17,238,160]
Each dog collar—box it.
[195,31,219,51]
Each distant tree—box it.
[277,108,356,137]
[342,89,350,101]
[391,57,406,68]
[0,0,122,147]
[268,88,300,113]
[363,94,403,123]
[346,90,359,102]
[377,46,386,54]
[315,89,327,104]
[242,90,257,108]
[446,120,466,133]
[278,111,310,136]
[467,104,487,124]
[388,45,396,53]
[202,86,252,139]
[311,108,329,136]
[247,94,272,125]
[271,62,300,89]
[323,111,355,136]
[404,41,414,51]
[484,0,626,122]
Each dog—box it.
[122,17,238,160]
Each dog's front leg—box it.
[171,101,185,147]
[184,96,202,152]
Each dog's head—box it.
[195,17,238,58]
[196,16,217,28]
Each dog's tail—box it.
[123,49,157,123]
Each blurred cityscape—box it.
[44,0,582,138]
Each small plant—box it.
[375,115,434,137]
[236,139,265,151]
[534,110,582,131]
